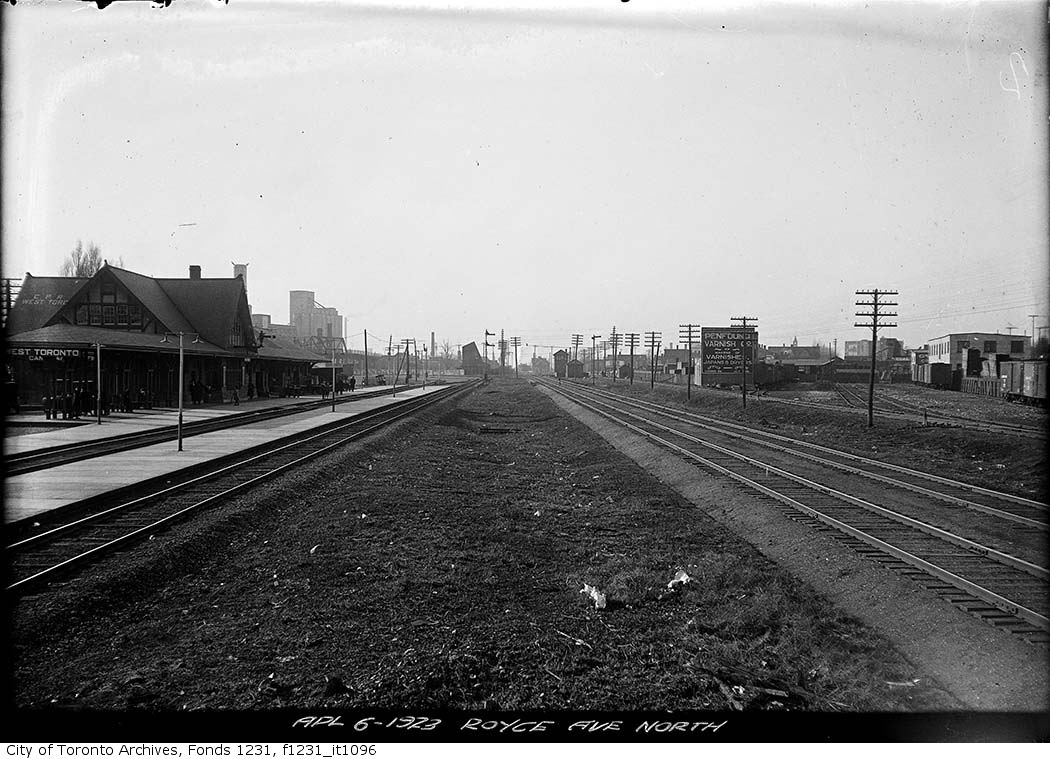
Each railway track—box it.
[765,387,1046,439]
[3,387,412,477]
[6,381,478,595]
[538,379,1049,642]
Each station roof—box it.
[5,324,227,355]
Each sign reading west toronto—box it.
[701,327,757,374]
[6,347,93,361]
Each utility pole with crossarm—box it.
[679,323,702,400]
[608,327,620,383]
[645,331,661,390]
[590,334,601,385]
[624,332,639,385]
[854,289,898,427]
[730,316,758,409]
[510,336,521,378]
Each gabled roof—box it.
[106,266,196,334]
[156,276,249,348]
[5,275,90,335]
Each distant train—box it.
[999,359,1047,406]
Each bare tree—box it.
[440,339,456,369]
[60,240,105,277]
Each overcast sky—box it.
[3,0,1047,354]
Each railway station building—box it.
[5,264,320,410]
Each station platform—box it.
[3,384,405,458]
[3,384,446,527]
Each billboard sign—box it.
[701,327,757,374]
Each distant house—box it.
[567,359,585,379]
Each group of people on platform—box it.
[32,375,363,419]
[41,384,147,420]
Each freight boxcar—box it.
[1001,359,1047,406]
[915,362,953,389]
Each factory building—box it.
[927,332,1030,376]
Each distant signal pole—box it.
[645,331,661,390]
[679,323,702,400]
[730,316,757,409]
[854,289,898,427]
[484,330,495,380]
[609,327,620,383]
[624,332,639,385]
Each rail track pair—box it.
[6,381,478,595]
[539,379,1049,642]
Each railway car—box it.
[1000,359,1047,406]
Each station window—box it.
[229,329,243,346]
[129,304,142,327]
[983,340,997,353]
[116,303,128,326]
[1011,340,1024,354]
[102,305,115,325]
[76,304,89,325]
[89,304,102,326]
[101,282,116,304]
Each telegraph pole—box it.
[854,289,898,427]
[590,334,601,385]
[625,332,639,385]
[571,334,583,362]
[609,327,620,383]
[363,329,369,386]
[400,338,416,388]
[730,316,757,408]
[499,329,507,378]
[679,323,702,400]
[510,336,521,378]
[645,331,661,390]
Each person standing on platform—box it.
[349,375,356,392]
[43,393,52,420]
[232,386,240,406]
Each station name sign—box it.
[6,347,94,361]
[701,327,757,374]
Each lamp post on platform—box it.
[91,342,103,424]
[160,331,201,451]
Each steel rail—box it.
[549,382,1045,578]
[563,380,1047,511]
[7,390,432,551]
[560,382,1048,529]
[541,381,1049,631]
[6,382,477,593]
